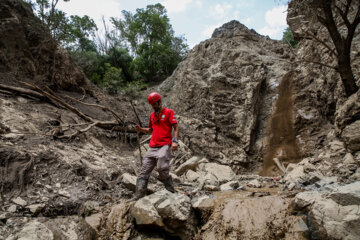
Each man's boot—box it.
[130,178,148,201]
[162,175,176,193]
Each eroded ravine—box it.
[261,71,301,176]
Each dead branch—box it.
[65,95,125,125]
[295,59,338,71]
[0,84,48,101]
[304,30,337,57]
[19,81,137,134]
[57,121,99,139]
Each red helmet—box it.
[148,92,162,105]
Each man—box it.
[133,92,179,200]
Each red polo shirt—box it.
[148,108,177,147]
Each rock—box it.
[27,204,45,216]
[58,189,71,198]
[247,179,261,188]
[185,170,200,182]
[174,156,200,176]
[191,195,215,222]
[350,168,360,181]
[106,201,134,239]
[7,205,17,213]
[203,185,219,191]
[55,183,61,188]
[199,163,236,184]
[85,213,103,231]
[170,173,181,183]
[329,182,360,206]
[329,140,346,156]
[0,212,12,220]
[294,182,360,240]
[203,173,219,186]
[130,190,196,239]
[220,181,239,191]
[342,120,360,151]
[343,153,356,164]
[195,193,298,239]
[121,173,137,191]
[11,197,27,207]
[6,221,54,240]
[79,201,100,217]
[159,20,293,168]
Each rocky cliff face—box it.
[287,0,360,181]
[160,20,295,172]
[0,0,91,92]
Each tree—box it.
[110,3,188,82]
[290,0,359,97]
[282,27,298,48]
[29,0,97,50]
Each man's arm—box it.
[171,123,179,151]
[136,125,152,134]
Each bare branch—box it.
[57,121,99,139]
[304,31,338,57]
[65,95,125,125]
[295,59,338,71]
[0,84,48,101]
[334,5,351,28]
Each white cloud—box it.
[160,0,193,13]
[265,5,287,27]
[201,24,220,38]
[241,17,253,26]
[195,1,202,7]
[259,5,287,39]
[210,3,233,20]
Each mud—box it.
[261,71,301,176]
[194,189,307,240]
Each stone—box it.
[199,163,236,184]
[121,173,137,191]
[203,173,219,186]
[106,201,134,239]
[220,181,239,191]
[79,201,100,217]
[203,185,220,191]
[58,189,71,198]
[11,197,27,207]
[174,156,200,176]
[170,173,181,183]
[294,182,360,240]
[185,170,200,182]
[130,190,196,239]
[342,120,360,151]
[7,205,17,213]
[343,153,356,164]
[85,213,103,231]
[247,179,261,188]
[6,221,54,240]
[27,204,45,216]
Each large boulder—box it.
[341,120,360,152]
[160,20,293,170]
[130,190,196,240]
[293,182,360,240]
[198,162,236,184]
[195,192,307,239]
[6,221,54,240]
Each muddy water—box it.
[261,71,301,176]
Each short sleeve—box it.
[168,109,178,125]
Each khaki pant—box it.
[139,145,172,180]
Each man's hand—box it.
[171,142,178,151]
[135,125,141,132]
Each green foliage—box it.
[70,51,100,77]
[111,3,188,82]
[122,80,147,99]
[282,27,298,48]
[101,63,125,94]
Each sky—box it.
[57,0,288,49]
